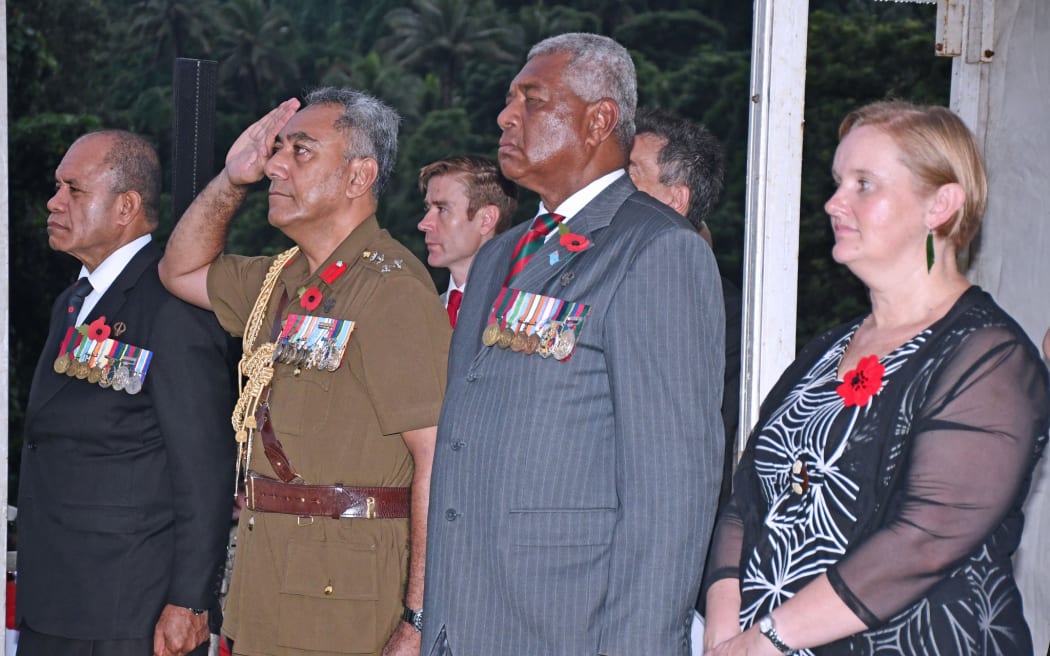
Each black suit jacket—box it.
[16,241,235,640]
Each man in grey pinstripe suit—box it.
[423,33,726,656]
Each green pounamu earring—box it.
[925,230,935,273]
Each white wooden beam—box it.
[739,0,809,448]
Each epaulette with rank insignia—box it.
[361,249,405,274]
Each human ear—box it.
[474,205,499,237]
[585,99,619,147]
[346,157,379,199]
[928,182,965,230]
[116,190,143,226]
[668,185,691,217]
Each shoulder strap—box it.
[230,247,299,487]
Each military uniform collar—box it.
[283,216,381,288]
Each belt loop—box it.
[297,515,315,527]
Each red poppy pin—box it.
[87,316,112,342]
[559,232,590,252]
[836,355,885,407]
[554,221,590,253]
[298,286,323,311]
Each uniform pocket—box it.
[271,367,333,437]
[277,539,379,653]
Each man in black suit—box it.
[16,130,235,656]
[629,107,742,512]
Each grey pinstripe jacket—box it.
[424,175,725,655]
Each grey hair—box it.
[304,86,401,199]
[635,108,725,231]
[528,33,637,151]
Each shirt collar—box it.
[76,234,152,324]
[536,169,625,222]
[79,234,152,291]
[444,276,466,298]
[283,216,381,288]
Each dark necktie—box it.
[504,213,563,286]
[64,277,94,330]
[446,289,463,328]
[56,277,94,356]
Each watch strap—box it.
[401,605,423,632]
[759,615,794,654]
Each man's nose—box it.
[47,188,66,213]
[263,148,289,179]
[497,101,517,131]
[418,210,436,232]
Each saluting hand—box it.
[225,97,301,186]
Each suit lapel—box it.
[507,175,635,293]
[84,242,161,329]
[460,176,636,365]
[26,286,82,420]
[25,243,162,420]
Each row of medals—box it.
[272,337,342,372]
[53,353,144,394]
[481,319,577,359]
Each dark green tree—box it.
[214,0,299,114]
[379,0,518,108]
[797,7,949,342]
[128,0,216,62]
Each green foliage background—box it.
[6,0,948,500]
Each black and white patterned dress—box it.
[706,287,1049,655]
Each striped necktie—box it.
[504,213,562,286]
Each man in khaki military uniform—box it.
[159,87,449,656]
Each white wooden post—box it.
[739,0,809,447]
[955,0,1050,650]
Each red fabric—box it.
[446,289,463,328]
[5,579,15,629]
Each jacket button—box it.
[445,509,459,521]
[450,441,465,451]
[466,372,478,382]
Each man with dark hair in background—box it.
[417,155,518,327]
[630,107,742,514]
[17,129,234,656]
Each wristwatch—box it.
[186,607,207,616]
[758,614,794,654]
[401,605,424,632]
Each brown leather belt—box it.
[246,472,410,519]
